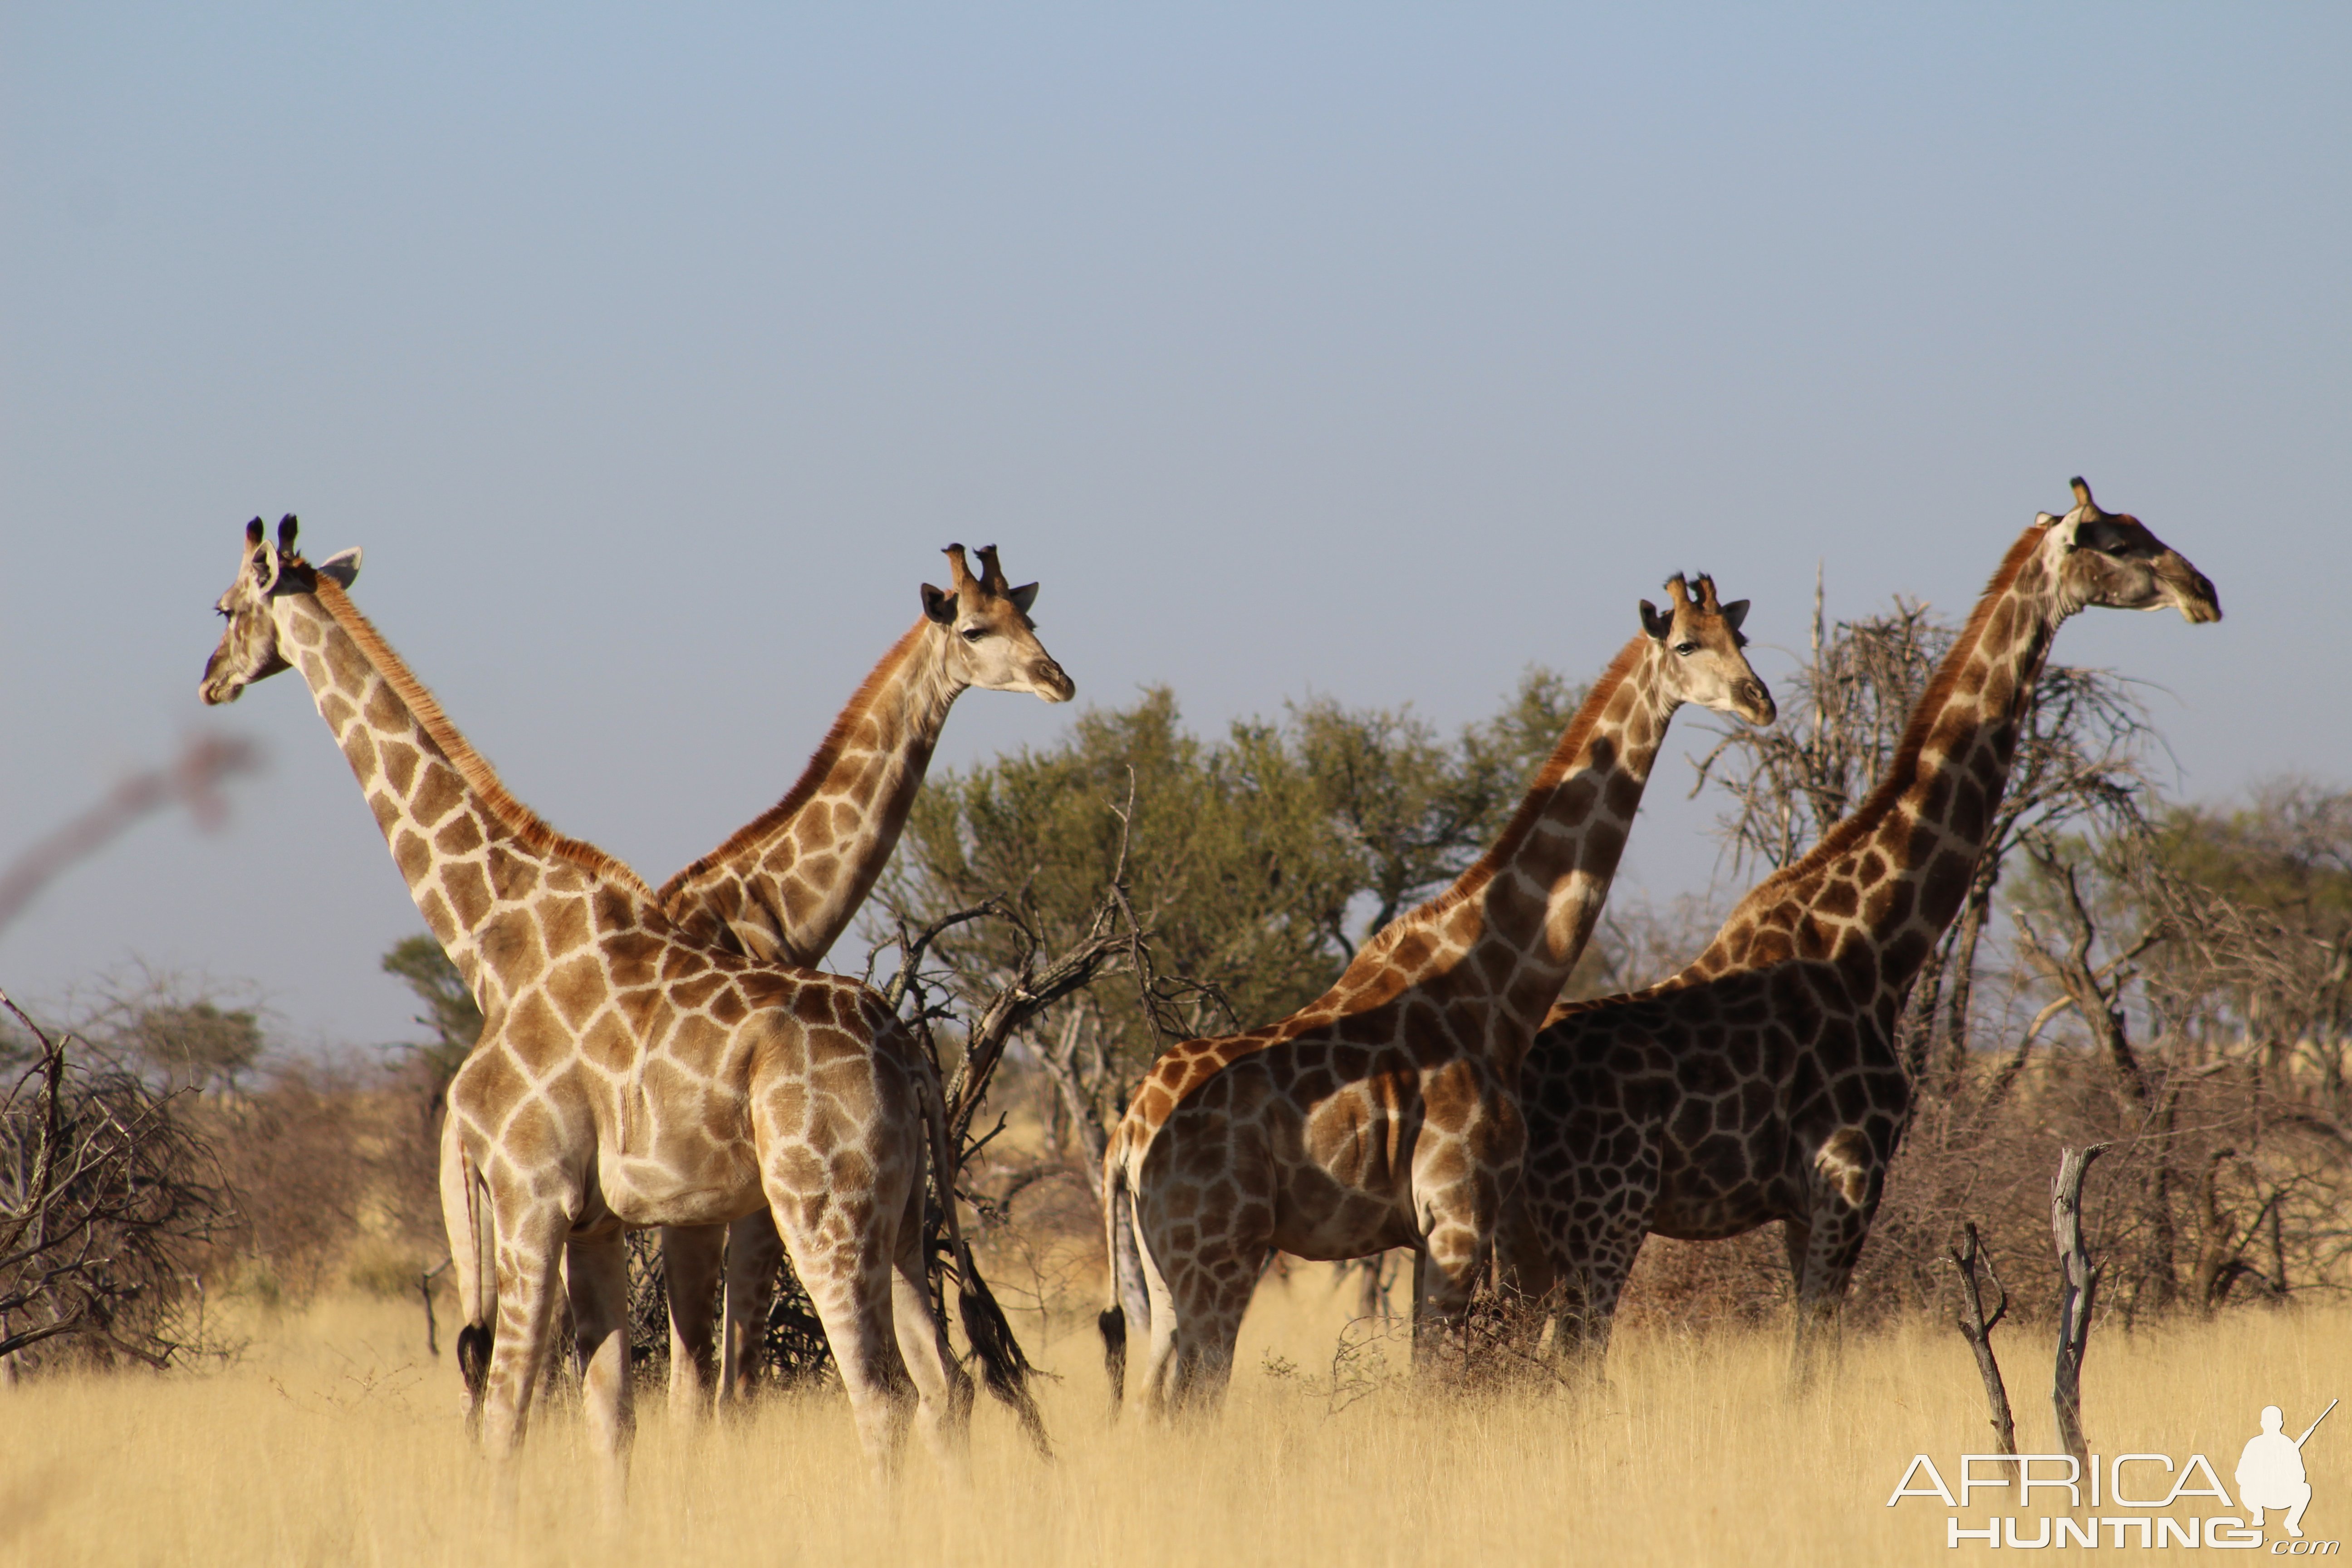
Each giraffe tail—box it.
[438,1114,495,1424]
[916,1057,1053,1460]
[1098,1134,1149,1419]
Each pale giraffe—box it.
[1100,575,1777,1415]
[650,543,1072,1414]
[197,517,996,1496]
[1505,480,2220,1379]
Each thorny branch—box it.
[0,988,231,1368]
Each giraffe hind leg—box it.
[1159,1247,1257,1418]
[888,1173,975,1479]
[768,1187,916,1483]
[1128,1207,1189,1418]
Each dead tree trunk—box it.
[1949,1222,2015,1455]
[2051,1144,2106,1470]
[1035,1005,1112,1202]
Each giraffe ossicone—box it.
[1099,572,1776,1417]
[200,516,1000,1497]
[1506,479,2220,1383]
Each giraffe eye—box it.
[1674,641,1699,657]
[960,626,989,643]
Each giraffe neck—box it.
[658,620,963,964]
[1322,635,1680,1070]
[273,582,647,1001]
[1693,522,2068,983]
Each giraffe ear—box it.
[1008,581,1039,615]
[315,548,362,589]
[1639,598,1672,640]
[1720,599,1749,632]
[921,582,958,624]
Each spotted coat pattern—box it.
[198,520,968,1499]
[647,544,1073,1413]
[1508,484,2221,1378]
[1103,577,1776,1415]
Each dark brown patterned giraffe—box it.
[1507,481,2220,1378]
[651,544,1072,1414]
[1101,576,1777,1416]
[197,517,996,1500]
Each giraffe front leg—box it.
[479,1205,568,1468]
[1550,1213,1645,1383]
[717,1210,784,1408]
[658,1224,724,1422]
[1411,1157,1504,1382]
[1789,1130,1880,1389]
[566,1230,637,1514]
[1410,1220,1485,1381]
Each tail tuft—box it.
[959,1271,1054,1460]
[456,1323,494,1404]
[1098,1305,1127,1416]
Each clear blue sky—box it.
[4,6,2346,1051]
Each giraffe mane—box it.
[656,619,930,904]
[1318,632,1648,990]
[311,578,656,900]
[1717,519,2055,912]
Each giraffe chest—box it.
[581,1073,766,1228]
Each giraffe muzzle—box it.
[2157,557,2222,624]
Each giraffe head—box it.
[2036,477,2221,624]
[1637,573,1778,726]
[919,543,1076,702]
[199,515,361,705]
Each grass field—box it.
[3,1272,2345,1566]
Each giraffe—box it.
[1506,480,2221,1380]
[197,517,985,1495]
[650,543,1073,1415]
[1099,574,1778,1416]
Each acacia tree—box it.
[1994,788,2352,1318]
[381,935,484,1100]
[879,674,1589,1196]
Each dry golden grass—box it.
[4,1273,2346,1566]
